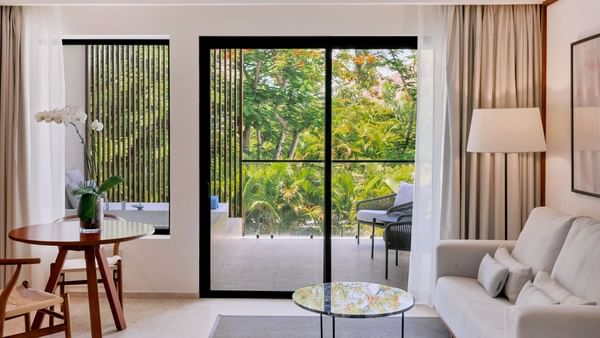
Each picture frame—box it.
[572,32,600,197]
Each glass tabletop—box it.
[292,282,414,318]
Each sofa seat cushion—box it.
[434,276,511,338]
[551,217,600,304]
[512,207,575,274]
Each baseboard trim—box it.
[68,290,199,299]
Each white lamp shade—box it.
[467,108,547,153]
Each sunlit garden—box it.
[239,48,417,237]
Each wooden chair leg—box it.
[63,294,72,338]
[60,273,65,297]
[116,260,123,307]
[24,313,31,332]
[49,306,54,326]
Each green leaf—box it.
[77,193,97,221]
[98,176,124,194]
[72,186,97,196]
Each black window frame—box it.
[200,36,418,299]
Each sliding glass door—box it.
[200,37,417,297]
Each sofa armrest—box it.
[505,305,600,338]
[436,240,516,280]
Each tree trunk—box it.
[274,130,286,160]
[256,126,263,158]
[273,112,289,160]
[402,108,415,153]
[253,59,262,91]
[288,131,300,159]
[242,126,250,153]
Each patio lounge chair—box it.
[355,182,413,259]
[383,203,412,279]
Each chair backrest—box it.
[0,258,40,334]
[393,182,414,207]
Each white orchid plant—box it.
[35,106,123,223]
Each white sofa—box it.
[433,207,600,338]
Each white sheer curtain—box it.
[18,6,66,287]
[407,5,448,305]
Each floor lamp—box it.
[466,108,547,240]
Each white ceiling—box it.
[3,0,544,6]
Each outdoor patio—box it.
[211,237,409,292]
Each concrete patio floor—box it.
[212,237,409,291]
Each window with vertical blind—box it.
[63,39,170,234]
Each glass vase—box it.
[78,195,104,233]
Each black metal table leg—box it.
[371,218,376,259]
[320,314,323,338]
[402,312,405,338]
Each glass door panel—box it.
[209,48,325,292]
[331,49,417,289]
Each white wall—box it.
[546,0,600,219]
[63,45,86,177]
[56,4,423,294]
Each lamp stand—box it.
[504,153,508,241]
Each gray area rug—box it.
[210,315,448,338]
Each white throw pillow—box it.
[516,281,558,306]
[66,183,81,209]
[477,254,509,298]
[534,270,597,306]
[495,246,533,303]
[512,207,575,274]
[393,182,413,207]
[65,168,84,186]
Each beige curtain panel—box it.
[443,5,542,240]
[0,6,28,286]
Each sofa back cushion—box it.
[511,207,575,275]
[551,217,600,303]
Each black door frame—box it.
[199,36,418,298]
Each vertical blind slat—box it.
[87,43,169,203]
[209,48,243,217]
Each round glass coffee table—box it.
[293,282,414,338]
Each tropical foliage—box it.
[238,48,417,236]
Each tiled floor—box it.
[212,237,409,291]
[3,296,437,338]
[4,238,416,337]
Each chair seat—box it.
[2,285,63,318]
[357,209,398,224]
[61,255,122,272]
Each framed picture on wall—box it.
[572,32,600,197]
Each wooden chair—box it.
[0,258,71,338]
[52,214,125,305]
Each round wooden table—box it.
[9,220,155,338]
